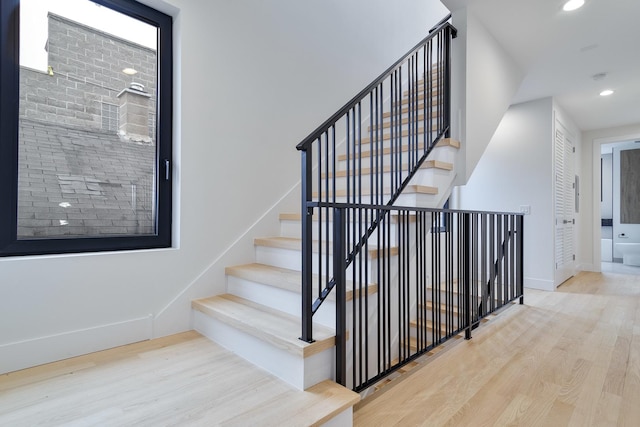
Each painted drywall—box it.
[580,123,640,271]
[456,98,556,291]
[0,0,449,373]
[448,7,523,184]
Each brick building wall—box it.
[20,13,157,137]
[17,13,159,238]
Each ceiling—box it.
[445,0,640,132]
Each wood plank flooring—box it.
[2,271,638,426]
[354,271,640,426]
[0,331,358,426]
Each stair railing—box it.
[474,228,519,327]
[297,16,457,348]
[325,203,524,391]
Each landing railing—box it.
[296,17,457,346]
[320,203,524,391]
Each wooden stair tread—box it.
[192,294,334,358]
[368,111,440,131]
[225,263,378,301]
[312,184,438,199]
[255,236,399,257]
[421,300,460,314]
[227,379,360,426]
[409,318,453,333]
[279,212,421,222]
[337,138,460,161]
[323,160,453,178]
[359,126,438,145]
[381,100,439,118]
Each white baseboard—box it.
[577,263,597,272]
[524,277,555,291]
[0,315,152,375]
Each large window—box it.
[0,0,172,256]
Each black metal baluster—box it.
[518,215,524,304]
[300,148,313,342]
[334,207,346,386]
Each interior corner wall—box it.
[0,0,449,374]
[580,123,640,271]
[456,97,555,291]
[458,9,523,184]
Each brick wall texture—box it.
[18,13,159,238]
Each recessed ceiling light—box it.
[600,89,614,96]
[122,68,138,75]
[563,0,585,11]
[58,202,71,208]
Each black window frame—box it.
[0,0,173,257]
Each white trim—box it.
[591,131,640,270]
[524,277,555,291]
[0,315,153,375]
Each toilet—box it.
[615,243,640,266]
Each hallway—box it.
[354,271,640,426]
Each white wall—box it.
[448,7,523,184]
[0,0,450,374]
[580,123,640,271]
[456,98,556,291]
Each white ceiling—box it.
[445,0,640,131]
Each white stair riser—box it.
[193,310,333,390]
[226,275,337,329]
[393,191,439,208]
[323,167,450,192]
[255,245,395,281]
[280,219,399,244]
[335,131,442,155]
[336,144,456,170]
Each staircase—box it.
[193,67,460,420]
[188,15,527,425]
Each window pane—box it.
[18,0,158,239]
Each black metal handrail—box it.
[298,16,457,345]
[295,20,457,152]
[316,202,524,390]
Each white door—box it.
[554,121,576,286]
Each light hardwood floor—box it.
[0,331,358,426]
[354,271,640,426]
[1,271,638,426]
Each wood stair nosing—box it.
[254,236,399,258]
[358,126,439,145]
[225,263,378,302]
[322,159,453,179]
[311,184,438,199]
[336,138,460,162]
[279,211,420,224]
[225,380,361,427]
[419,300,461,315]
[409,318,455,334]
[226,379,360,427]
[368,111,440,132]
[192,294,334,358]
[402,85,441,98]
[382,99,440,118]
